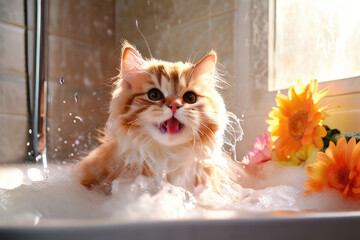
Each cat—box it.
[72,41,235,195]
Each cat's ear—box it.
[192,51,217,80]
[121,41,146,89]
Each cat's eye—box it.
[183,91,197,104]
[147,88,164,101]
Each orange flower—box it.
[266,80,327,163]
[305,137,360,199]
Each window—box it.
[269,0,360,91]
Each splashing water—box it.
[75,116,84,123]
[74,92,79,103]
[59,78,64,84]
[222,112,243,162]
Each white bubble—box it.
[29,129,32,134]
[69,113,72,116]
[58,128,61,132]
[75,140,80,145]
[64,140,68,144]
[63,100,66,104]
[26,142,30,146]
[73,120,77,123]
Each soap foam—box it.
[1,161,360,226]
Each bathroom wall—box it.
[0,0,118,163]
[46,0,118,161]
[0,0,29,163]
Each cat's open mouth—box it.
[159,117,184,134]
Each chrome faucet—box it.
[26,0,48,169]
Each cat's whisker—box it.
[126,119,139,133]
[199,122,217,138]
[192,131,196,149]
[194,131,204,150]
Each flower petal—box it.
[306,162,327,181]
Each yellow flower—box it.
[266,80,327,163]
[281,144,319,166]
[305,137,360,199]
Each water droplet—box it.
[46,127,50,132]
[37,134,40,138]
[241,114,245,118]
[57,128,61,132]
[73,120,77,123]
[63,100,66,104]
[92,91,97,96]
[75,116,84,123]
[26,142,30,146]
[107,29,113,36]
[75,140,80,145]
[29,129,32,134]
[28,152,31,156]
[55,148,58,152]
[36,155,42,161]
[69,113,72,116]
[70,153,74,157]
[59,78,64,84]
[59,137,63,141]
[64,140,68,144]
[72,143,75,147]
[74,92,79,103]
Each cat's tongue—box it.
[167,117,180,134]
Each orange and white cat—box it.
[73,41,234,194]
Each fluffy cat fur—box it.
[73,41,234,194]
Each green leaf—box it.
[321,125,360,151]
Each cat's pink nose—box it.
[168,102,182,114]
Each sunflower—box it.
[266,80,327,164]
[305,137,360,199]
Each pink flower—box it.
[242,133,273,167]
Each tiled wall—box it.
[115,0,236,72]
[0,0,118,163]
[0,0,28,163]
[46,0,117,161]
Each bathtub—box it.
[1,212,360,240]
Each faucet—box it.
[25,0,49,169]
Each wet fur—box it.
[73,41,232,194]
